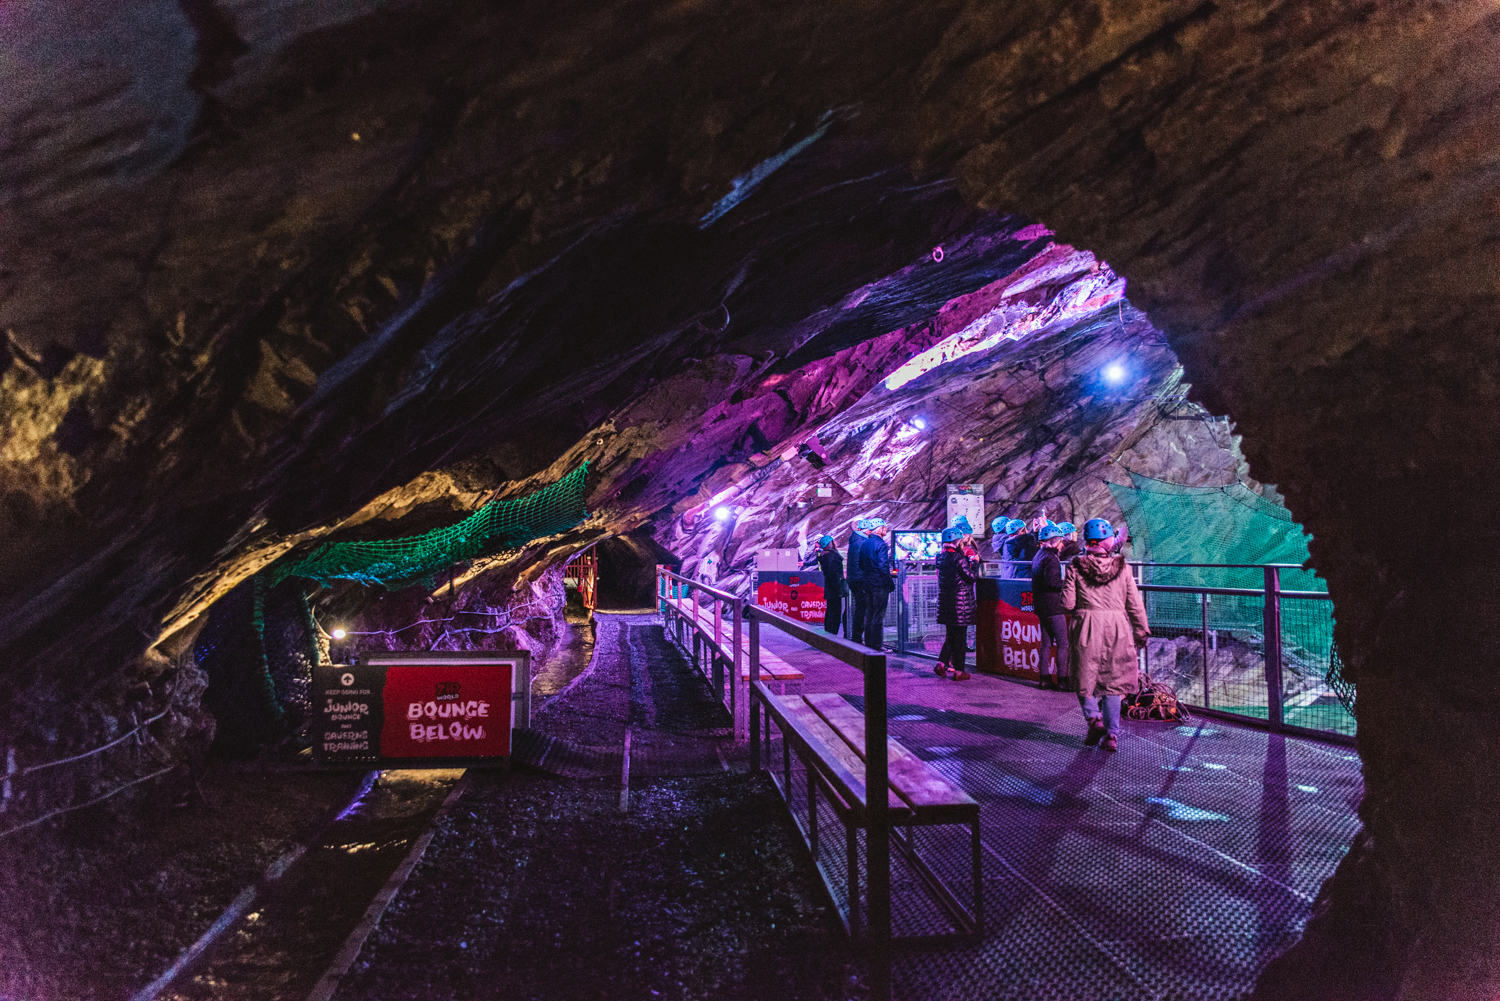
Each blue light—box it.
[714,506,732,522]
[1103,362,1127,385]
[912,417,927,430]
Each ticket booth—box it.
[751,549,827,625]
[975,576,1044,680]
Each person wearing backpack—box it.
[1064,518,1151,752]
[934,525,977,680]
[1031,523,1071,691]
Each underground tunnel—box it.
[1,2,1497,1000]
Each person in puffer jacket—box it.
[1063,518,1150,752]
[934,526,977,680]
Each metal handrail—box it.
[742,601,892,998]
[657,568,743,607]
[656,566,745,739]
[1139,583,1332,600]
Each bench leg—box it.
[847,823,861,938]
[782,727,791,794]
[808,769,818,861]
[750,690,761,772]
[972,817,983,934]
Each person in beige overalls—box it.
[1063,518,1151,752]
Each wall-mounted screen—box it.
[892,530,943,561]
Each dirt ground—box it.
[332,769,867,1001]
[0,766,369,1001]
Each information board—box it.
[312,652,528,766]
[946,483,986,535]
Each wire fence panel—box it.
[1280,597,1354,736]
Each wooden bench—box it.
[755,691,982,940]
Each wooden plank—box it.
[804,693,977,813]
[769,697,908,818]
[665,595,802,680]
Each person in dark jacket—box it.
[1056,522,1081,561]
[855,518,895,649]
[935,526,977,680]
[801,534,847,636]
[1031,523,1071,690]
[846,519,872,643]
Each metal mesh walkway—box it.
[758,631,1362,1001]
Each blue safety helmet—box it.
[951,515,973,534]
[990,517,1009,535]
[817,534,834,548]
[854,518,871,531]
[1005,519,1027,534]
[867,517,886,529]
[1057,522,1076,535]
[940,526,965,543]
[1037,524,1066,541]
[1083,518,1114,541]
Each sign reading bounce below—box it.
[312,652,529,766]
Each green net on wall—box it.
[1108,473,1352,718]
[264,463,591,591]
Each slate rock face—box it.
[1,1,1498,996]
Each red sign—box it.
[995,599,1044,677]
[755,576,826,624]
[379,662,512,758]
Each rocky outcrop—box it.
[1,2,1497,996]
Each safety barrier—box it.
[888,560,1352,743]
[743,602,896,999]
[655,567,746,739]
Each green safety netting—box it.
[1108,473,1353,719]
[263,463,591,590]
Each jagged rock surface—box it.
[1,2,1497,998]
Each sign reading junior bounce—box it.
[312,651,529,766]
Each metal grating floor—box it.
[756,628,1363,1001]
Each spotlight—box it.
[331,627,347,640]
[911,417,927,430]
[1103,362,1126,385]
[714,506,733,522]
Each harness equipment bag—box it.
[1125,671,1191,723]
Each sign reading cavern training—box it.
[312,652,529,766]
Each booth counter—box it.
[975,576,1046,680]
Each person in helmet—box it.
[935,525,977,680]
[1031,523,1072,691]
[1056,522,1081,560]
[997,518,1030,578]
[1064,517,1151,752]
[853,517,895,649]
[801,534,848,636]
[847,519,873,643]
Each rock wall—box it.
[1,2,1497,995]
[661,244,1262,593]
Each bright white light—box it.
[1103,362,1127,384]
[331,628,347,640]
[912,417,927,430]
[714,506,732,522]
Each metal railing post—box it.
[1263,566,1285,729]
[732,599,743,742]
[895,562,908,655]
[748,612,761,770]
[713,598,724,699]
[865,646,892,1000]
[1201,591,1211,708]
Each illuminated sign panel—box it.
[312,652,529,766]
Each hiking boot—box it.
[1103,733,1119,753]
[1084,720,1107,746]
[934,662,950,679]
[951,669,971,681]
